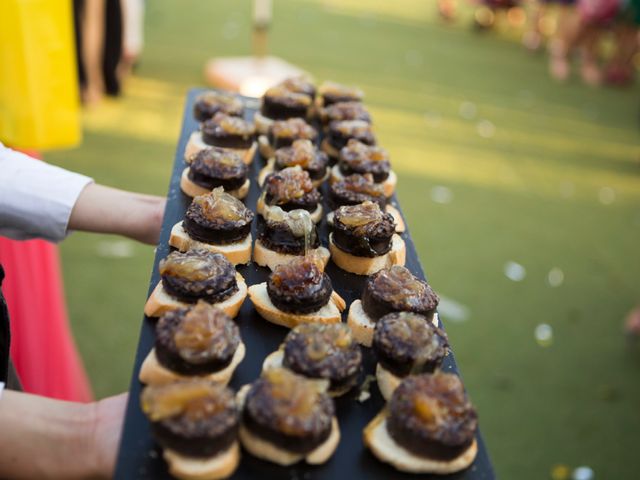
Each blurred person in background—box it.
[523,0,578,52]
[549,0,639,85]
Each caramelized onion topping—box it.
[323,101,371,123]
[159,249,232,282]
[276,76,316,97]
[264,86,312,107]
[271,119,316,140]
[259,368,326,431]
[291,323,354,361]
[335,201,384,231]
[141,380,234,422]
[340,174,385,197]
[173,301,239,364]
[196,92,243,115]
[318,81,364,101]
[270,256,324,291]
[264,166,314,203]
[275,139,315,168]
[333,120,372,138]
[263,207,314,240]
[211,112,255,136]
[372,266,430,308]
[340,139,388,165]
[193,187,250,222]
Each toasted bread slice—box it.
[348,300,440,347]
[326,206,405,233]
[375,363,402,402]
[363,411,477,474]
[139,343,246,386]
[257,135,274,159]
[163,442,240,480]
[258,158,329,189]
[247,282,345,329]
[330,164,397,198]
[252,239,330,271]
[256,195,323,224]
[329,233,405,276]
[143,273,247,319]
[169,221,252,266]
[180,168,250,200]
[236,385,340,466]
[184,132,256,165]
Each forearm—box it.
[0,391,95,479]
[68,184,166,245]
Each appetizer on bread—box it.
[140,301,245,386]
[258,117,318,159]
[181,147,249,199]
[321,119,375,163]
[193,91,244,122]
[256,166,323,223]
[347,265,439,346]
[372,312,448,401]
[141,380,241,480]
[328,173,404,232]
[319,101,371,130]
[144,249,247,318]
[316,81,364,109]
[170,188,254,265]
[237,368,340,466]
[185,112,256,165]
[258,139,329,188]
[253,207,330,271]
[262,323,361,397]
[328,201,405,275]
[364,372,478,474]
[330,139,397,198]
[248,255,345,328]
[254,83,314,135]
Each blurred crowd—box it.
[437,0,640,87]
[74,0,145,106]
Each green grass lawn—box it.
[46,1,640,478]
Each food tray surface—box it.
[114,89,495,480]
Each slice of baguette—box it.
[252,239,330,271]
[138,342,246,386]
[236,385,340,466]
[180,168,250,200]
[163,442,240,480]
[169,221,252,266]
[326,205,405,233]
[329,233,406,276]
[256,195,323,224]
[258,135,274,159]
[143,273,247,319]
[375,363,402,402]
[363,412,477,474]
[184,132,257,165]
[330,164,397,198]
[247,282,344,329]
[258,158,329,189]
[348,300,440,347]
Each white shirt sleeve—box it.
[0,143,94,243]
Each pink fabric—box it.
[578,0,621,24]
[0,147,93,402]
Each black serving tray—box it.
[114,89,495,480]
